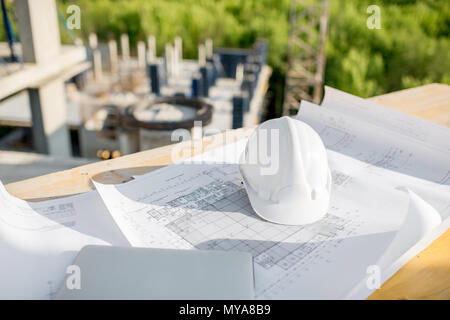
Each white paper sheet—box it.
[0,183,129,299]
[377,189,442,270]
[93,88,450,299]
[93,143,449,299]
[320,86,450,153]
[295,88,450,298]
[297,92,450,185]
[344,189,445,299]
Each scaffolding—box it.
[283,0,329,115]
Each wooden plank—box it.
[369,83,450,128]
[4,83,450,299]
[368,230,450,300]
[367,83,450,300]
[5,127,254,201]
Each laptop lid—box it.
[56,245,254,300]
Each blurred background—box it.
[0,0,448,182]
[54,0,450,114]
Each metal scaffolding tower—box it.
[283,0,329,115]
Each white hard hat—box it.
[239,116,331,225]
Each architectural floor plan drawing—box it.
[148,166,359,274]
[94,135,450,299]
[92,88,450,299]
[0,183,130,299]
[161,169,357,273]
[95,160,398,299]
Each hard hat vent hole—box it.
[311,189,317,200]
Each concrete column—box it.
[205,38,213,60]
[137,41,146,69]
[174,36,182,77]
[236,63,244,82]
[120,33,130,60]
[175,37,182,61]
[198,44,206,67]
[147,36,156,62]
[165,43,174,77]
[92,49,103,82]
[171,44,178,77]
[14,0,60,64]
[28,79,71,155]
[88,33,98,81]
[108,39,118,74]
[14,0,71,156]
[88,33,98,49]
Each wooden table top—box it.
[5,83,450,299]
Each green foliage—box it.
[57,0,292,75]
[326,0,450,97]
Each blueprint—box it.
[94,88,450,299]
[297,88,450,185]
[320,86,450,152]
[2,86,448,299]
[345,189,446,299]
[94,145,450,299]
[0,183,129,299]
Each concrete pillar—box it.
[175,37,183,61]
[137,41,146,69]
[88,33,98,49]
[147,36,156,62]
[108,39,118,74]
[198,44,206,67]
[28,79,71,155]
[120,33,130,60]
[14,0,71,156]
[174,36,182,77]
[14,0,60,64]
[172,47,178,78]
[205,38,213,60]
[92,49,103,82]
[165,43,174,77]
[236,63,244,82]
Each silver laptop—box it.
[56,245,254,300]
